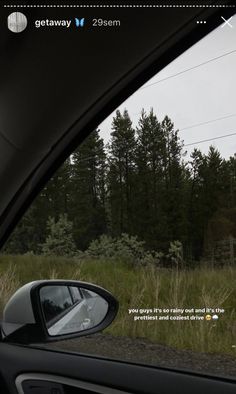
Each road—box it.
[36,333,236,378]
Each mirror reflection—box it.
[39,285,109,336]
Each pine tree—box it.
[188,146,224,259]
[161,115,187,244]
[135,110,186,251]
[135,109,166,249]
[71,129,107,250]
[107,109,136,236]
[41,214,77,256]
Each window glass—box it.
[40,286,73,324]
[1,13,236,378]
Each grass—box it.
[1,254,236,356]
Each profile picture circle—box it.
[8,12,27,33]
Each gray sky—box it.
[99,13,236,160]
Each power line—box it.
[74,132,236,159]
[179,113,236,132]
[140,49,236,90]
[184,131,236,147]
[77,131,236,158]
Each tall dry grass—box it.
[1,254,236,355]
[0,264,19,316]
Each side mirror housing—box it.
[1,280,118,344]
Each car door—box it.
[1,1,236,394]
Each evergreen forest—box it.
[5,109,236,265]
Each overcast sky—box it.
[99,13,236,160]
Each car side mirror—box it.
[1,280,118,344]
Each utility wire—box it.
[140,49,236,90]
[74,132,236,159]
[74,48,236,157]
[184,131,236,147]
[75,128,236,160]
[179,113,236,132]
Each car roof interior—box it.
[0,0,235,247]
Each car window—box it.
[70,287,83,303]
[1,13,236,378]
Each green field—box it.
[1,254,236,356]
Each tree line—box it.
[4,109,236,263]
